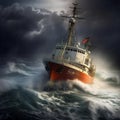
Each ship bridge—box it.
[52,43,92,70]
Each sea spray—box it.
[0,59,120,120]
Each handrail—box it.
[53,57,90,69]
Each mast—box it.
[66,3,84,46]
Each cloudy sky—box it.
[0,0,120,69]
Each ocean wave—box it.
[0,87,120,120]
[0,59,120,120]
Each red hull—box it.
[46,61,93,84]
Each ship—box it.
[43,2,96,84]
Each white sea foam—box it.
[6,62,31,76]
[87,96,120,120]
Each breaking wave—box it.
[0,60,120,120]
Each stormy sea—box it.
[0,59,120,120]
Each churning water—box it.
[0,59,120,120]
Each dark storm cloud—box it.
[76,0,120,68]
[0,0,120,68]
[0,0,34,6]
[0,0,73,12]
[0,3,66,61]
